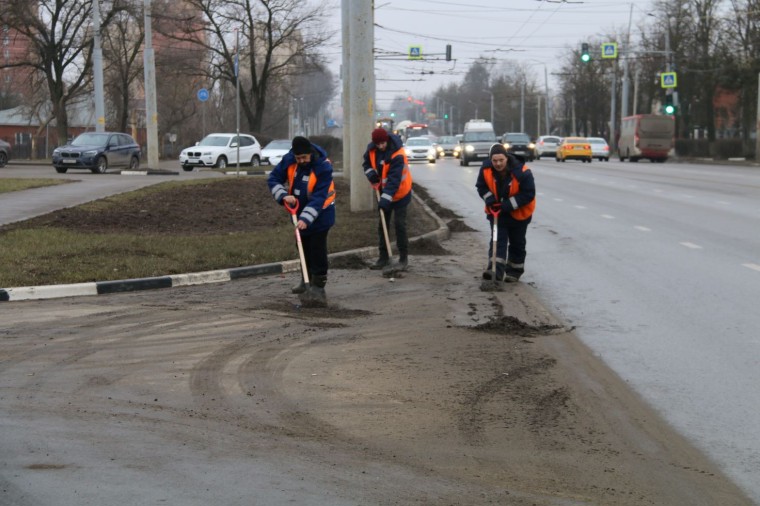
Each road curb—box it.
[0,193,450,302]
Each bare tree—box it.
[101,2,144,131]
[156,0,335,133]
[0,0,125,142]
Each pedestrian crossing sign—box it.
[661,72,677,88]
[408,45,423,60]
[601,42,617,59]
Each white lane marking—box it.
[601,214,615,219]
[717,200,730,206]
[634,226,651,232]
[743,263,760,272]
[654,189,663,193]
[574,205,587,209]
[680,242,703,249]
[553,198,564,202]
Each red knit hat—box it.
[372,128,389,144]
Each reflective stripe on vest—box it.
[368,147,412,201]
[483,167,535,220]
[286,163,336,208]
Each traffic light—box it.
[445,44,452,61]
[664,94,676,115]
[581,43,590,63]
[444,113,449,119]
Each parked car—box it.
[535,135,561,159]
[52,132,141,174]
[501,132,536,161]
[587,137,610,161]
[261,139,291,166]
[0,139,11,167]
[435,135,459,157]
[179,133,262,171]
[556,137,592,163]
[404,137,437,163]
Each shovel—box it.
[480,205,504,292]
[373,184,400,278]
[283,200,322,306]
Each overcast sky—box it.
[327,0,659,106]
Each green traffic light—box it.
[664,104,675,114]
[581,53,590,62]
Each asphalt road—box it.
[412,155,760,502]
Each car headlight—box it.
[465,145,475,153]
[202,151,212,156]
[436,146,443,153]
[427,148,436,156]
[83,150,98,157]
[503,143,511,149]
[453,146,461,153]
[404,148,412,156]
[528,143,535,149]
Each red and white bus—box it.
[396,122,429,140]
[618,114,674,163]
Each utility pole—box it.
[235,27,240,175]
[610,70,617,148]
[92,0,105,132]
[346,0,374,211]
[544,65,551,134]
[520,81,525,132]
[621,3,633,119]
[341,0,351,183]
[756,73,760,161]
[143,0,159,169]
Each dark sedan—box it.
[0,139,10,167]
[52,132,141,174]
[501,132,536,161]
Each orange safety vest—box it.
[286,163,336,208]
[483,167,535,221]
[368,147,412,201]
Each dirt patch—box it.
[447,218,476,232]
[473,315,565,337]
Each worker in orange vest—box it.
[475,144,536,282]
[362,127,413,271]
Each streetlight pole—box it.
[143,0,159,169]
[92,0,105,132]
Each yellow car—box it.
[556,137,592,163]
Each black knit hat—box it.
[292,136,311,155]
[489,143,508,157]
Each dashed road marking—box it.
[634,226,651,232]
[554,198,564,202]
[743,263,760,272]
[601,214,615,219]
[574,205,587,209]
[680,242,703,249]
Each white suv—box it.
[179,133,262,171]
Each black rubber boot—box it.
[309,274,328,307]
[291,277,307,294]
[397,254,408,271]
[369,255,389,270]
[503,262,524,283]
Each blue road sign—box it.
[408,45,422,60]
[197,88,209,102]
[661,72,677,88]
[601,42,618,59]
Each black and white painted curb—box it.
[0,195,449,302]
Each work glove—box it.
[488,202,502,213]
[368,172,380,185]
[484,196,496,208]
[500,198,513,211]
[378,198,391,211]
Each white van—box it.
[459,120,497,166]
